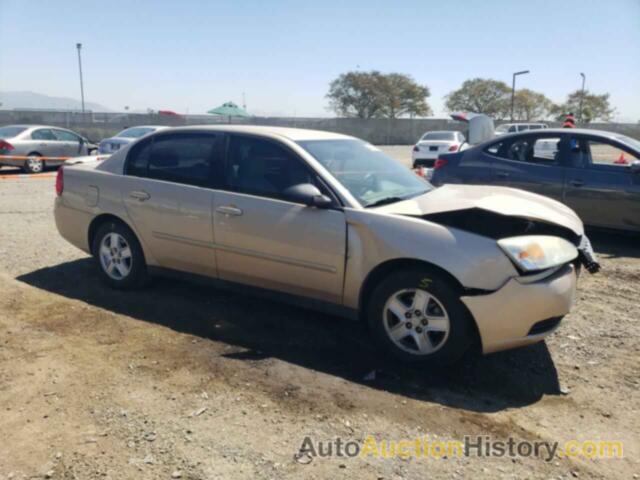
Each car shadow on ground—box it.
[18,258,562,414]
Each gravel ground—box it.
[0,148,638,479]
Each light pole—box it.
[510,70,530,122]
[579,73,586,123]
[76,43,85,114]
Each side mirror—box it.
[630,162,640,174]
[283,183,333,208]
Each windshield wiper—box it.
[365,196,405,208]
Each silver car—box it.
[54,126,597,365]
[98,126,168,154]
[0,125,96,173]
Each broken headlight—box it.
[498,235,578,272]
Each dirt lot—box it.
[0,150,638,479]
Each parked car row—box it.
[0,124,166,173]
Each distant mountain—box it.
[0,91,112,112]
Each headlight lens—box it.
[498,235,578,272]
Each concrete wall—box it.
[1,109,638,144]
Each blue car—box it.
[98,126,167,155]
[431,128,640,233]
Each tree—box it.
[444,78,511,119]
[552,90,615,123]
[377,73,432,118]
[513,89,555,121]
[326,71,384,118]
[326,71,431,118]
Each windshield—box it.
[0,126,27,138]
[421,132,455,141]
[117,127,156,138]
[615,135,640,152]
[297,139,432,207]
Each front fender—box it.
[342,209,517,309]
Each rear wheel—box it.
[367,267,474,365]
[24,153,44,173]
[92,222,148,289]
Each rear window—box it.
[421,132,455,141]
[0,126,27,138]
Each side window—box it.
[507,125,517,133]
[147,134,221,187]
[226,136,316,200]
[53,130,80,142]
[531,137,562,164]
[517,125,529,132]
[31,129,57,140]
[126,139,153,177]
[485,141,503,155]
[488,137,561,165]
[586,140,639,168]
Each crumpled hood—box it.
[374,184,584,236]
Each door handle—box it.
[569,180,584,187]
[496,172,510,178]
[216,205,243,216]
[129,190,151,201]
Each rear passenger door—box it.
[122,132,225,277]
[30,128,65,160]
[485,134,566,200]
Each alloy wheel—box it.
[383,288,451,355]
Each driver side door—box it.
[213,135,347,303]
[563,135,640,231]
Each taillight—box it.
[413,145,419,152]
[434,158,448,170]
[55,167,64,196]
[0,139,14,151]
[448,144,459,152]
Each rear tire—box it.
[367,267,474,366]
[92,221,148,289]
[24,153,44,173]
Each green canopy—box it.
[207,101,250,118]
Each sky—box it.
[1,0,639,120]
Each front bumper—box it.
[461,264,577,354]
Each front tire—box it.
[92,222,148,289]
[367,267,474,365]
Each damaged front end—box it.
[420,208,600,275]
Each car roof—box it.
[422,130,458,135]
[120,125,167,129]
[480,128,639,149]
[156,125,354,141]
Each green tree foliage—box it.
[327,71,431,118]
[513,89,555,121]
[552,90,615,123]
[444,78,511,119]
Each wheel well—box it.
[88,214,133,254]
[26,151,42,158]
[358,258,482,345]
